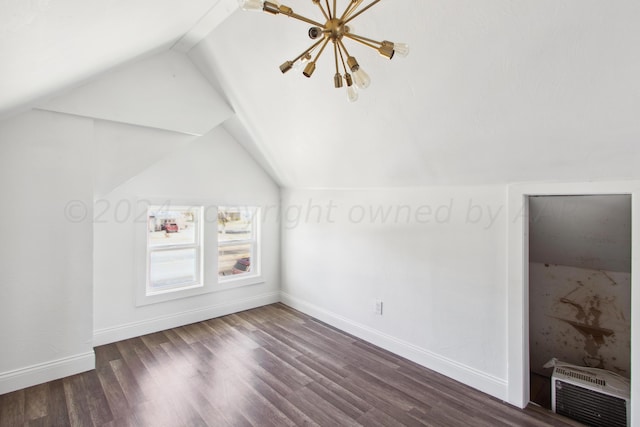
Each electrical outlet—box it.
[374,299,383,315]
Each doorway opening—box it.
[527,195,631,410]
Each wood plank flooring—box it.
[0,303,584,426]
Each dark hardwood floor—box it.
[0,303,584,426]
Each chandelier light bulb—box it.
[347,85,359,102]
[393,42,410,58]
[344,73,358,102]
[292,53,311,71]
[352,67,370,89]
[238,0,264,11]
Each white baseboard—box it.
[93,291,280,346]
[280,291,508,401]
[0,351,95,395]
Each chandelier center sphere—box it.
[325,18,346,41]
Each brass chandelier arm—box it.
[266,2,325,28]
[337,41,349,73]
[345,33,383,47]
[293,38,325,63]
[337,38,353,58]
[316,1,330,21]
[344,0,382,24]
[325,0,333,18]
[333,40,343,89]
[312,37,331,64]
[343,33,382,50]
[311,0,330,21]
[339,0,364,21]
[333,41,345,88]
[286,11,325,28]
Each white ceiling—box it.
[38,50,233,136]
[2,0,640,188]
[194,0,640,187]
[0,0,225,117]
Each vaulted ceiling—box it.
[0,0,232,115]
[2,0,640,188]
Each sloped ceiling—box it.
[529,195,631,273]
[2,1,640,188]
[192,1,640,187]
[0,0,225,117]
[38,50,232,136]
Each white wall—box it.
[0,111,280,393]
[93,123,280,344]
[280,186,509,399]
[0,110,95,394]
[0,47,280,394]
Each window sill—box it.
[137,282,209,306]
[217,274,264,291]
[137,276,266,306]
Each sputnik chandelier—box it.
[239,0,409,102]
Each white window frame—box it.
[137,202,214,306]
[136,201,264,306]
[146,205,203,296]
[217,206,262,288]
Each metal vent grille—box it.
[555,367,606,386]
[555,380,627,427]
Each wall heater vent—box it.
[552,364,630,427]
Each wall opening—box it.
[527,195,632,411]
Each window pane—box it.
[148,208,198,247]
[218,208,253,242]
[218,243,252,277]
[149,248,198,290]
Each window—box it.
[146,206,202,295]
[138,202,263,306]
[218,206,259,282]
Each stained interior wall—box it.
[529,262,631,376]
[528,195,632,378]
